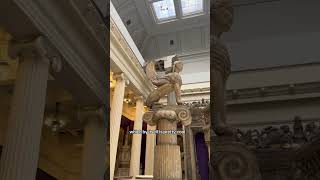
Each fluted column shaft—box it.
[80,108,106,180]
[187,127,197,180]
[157,119,177,144]
[154,119,182,179]
[110,73,127,180]
[144,125,156,175]
[0,38,53,180]
[129,97,144,177]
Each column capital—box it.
[112,72,125,81]
[78,106,105,124]
[134,96,144,102]
[112,72,129,85]
[143,105,192,126]
[8,36,62,72]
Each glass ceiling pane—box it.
[181,0,203,16]
[152,0,176,21]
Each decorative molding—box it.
[163,82,320,105]
[70,0,107,50]
[177,49,209,63]
[230,117,320,128]
[110,15,153,99]
[227,82,320,104]
[232,62,320,74]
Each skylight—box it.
[181,0,203,16]
[152,0,176,22]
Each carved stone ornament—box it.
[142,105,192,126]
[8,36,62,72]
[211,140,262,180]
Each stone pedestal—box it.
[0,37,61,180]
[143,105,191,180]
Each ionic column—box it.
[79,107,107,180]
[143,106,192,180]
[144,125,156,175]
[110,73,127,180]
[129,96,144,177]
[0,37,61,180]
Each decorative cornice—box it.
[232,62,320,74]
[227,82,320,103]
[230,117,320,128]
[110,17,153,99]
[162,81,320,105]
[13,0,107,105]
[177,49,209,63]
[69,0,107,51]
[181,87,210,94]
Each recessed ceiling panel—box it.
[152,0,176,22]
[181,0,203,16]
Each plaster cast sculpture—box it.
[211,0,234,136]
[144,55,183,107]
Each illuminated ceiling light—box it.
[123,94,132,104]
[44,102,68,134]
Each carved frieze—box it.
[235,116,320,149]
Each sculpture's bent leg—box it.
[146,84,174,107]
[174,83,182,105]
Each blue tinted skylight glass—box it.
[181,0,203,16]
[152,0,176,21]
